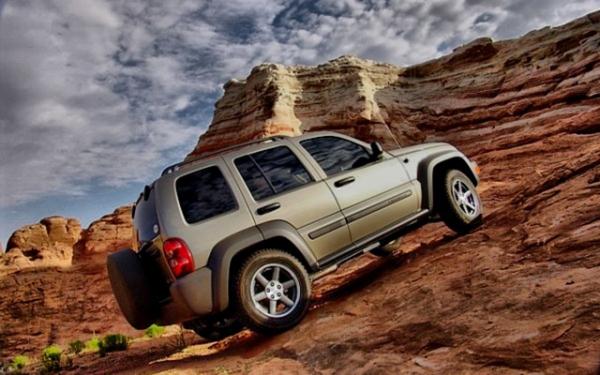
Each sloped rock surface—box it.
[0,207,136,360]
[176,10,600,374]
[0,260,138,359]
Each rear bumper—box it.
[157,267,215,325]
[109,248,216,328]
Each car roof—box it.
[160,131,344,177]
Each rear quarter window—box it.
[134,190,159,243]
[176,166,237,224]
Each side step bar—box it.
[315,209,430,272]
[311,264,338,281]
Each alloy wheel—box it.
[250,263,300,318]
[451,178,479,217]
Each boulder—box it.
[78,206,134,255]
[4,216,82,269]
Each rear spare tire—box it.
[107,249,157,329]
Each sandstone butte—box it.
[1,10,600,374]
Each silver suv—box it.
[108,131,482,340]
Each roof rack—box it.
[160,135,290,176]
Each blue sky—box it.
[1,0,599,248]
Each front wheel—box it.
[437,169,483,234]
[234,249,311,335]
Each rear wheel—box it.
[234,249,311,334]
[436,169,483,233]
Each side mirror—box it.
[370,141,383,159]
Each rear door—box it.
[296,135,419,243]
[226,143,352,260]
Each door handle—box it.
[256,202,281,215]
[334,176,355,187]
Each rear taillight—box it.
[163,238,195,278]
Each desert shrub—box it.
[41,345,62,372]
[85,337,100,352]
[68,339,85,354]
[144,324,165,338]
[98,334,129,357]
[10,355,29,371]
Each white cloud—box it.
[0,0,599,208]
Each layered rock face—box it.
[2,11,600,372]
[3,216,82,269]
[174,12,600,374]
[187,11,600,159]
[78,206,133,255]
[0,207,135,358]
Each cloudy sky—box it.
[0,0,598,246]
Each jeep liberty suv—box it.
[108,131,482,340]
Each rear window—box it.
[235,146,312,201]
[176,166,237,224]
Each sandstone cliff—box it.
[187,11,600,159]
[2,11,600,373]
[176,11,600,374]
[78,206,133,256]
[0,207,136,359]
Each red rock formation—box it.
[0,207,136,359]
[2,11,600,372]
[187,11,600,159]
[3,216,82,270]
[77,206,133,256]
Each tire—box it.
[107,249,157,329]
[436,169,483,234]
[184,314,243,342]
[234,249,311,335]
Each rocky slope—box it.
[183,10,600,374]
[1,10,600,373]
[0,207,136,359]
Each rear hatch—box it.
[133,185,173,304]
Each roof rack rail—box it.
[160,135,290,176]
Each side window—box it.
[235,146,313,201]
[300,136,372,176]
[176,166,237,224]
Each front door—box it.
[297,135,419,243]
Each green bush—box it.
[68,340,85,354]
[10,355,29,371]
[85,337,100,352]
[98,334,129,357]
[41,345,62,372]
[144,324,165,338]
